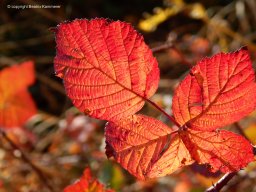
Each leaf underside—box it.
[105,114,254,179]
[180,129,254,173]
[105,115,193,179]
[54,19,159,121]
[172,47,256,131]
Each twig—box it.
[152,43,193,67]
[0,35,53,50]
[205,172,237,192]
[205,123,256,192]
[0,129,55,192]
[152,42,174,53]
[202,16,256,52]
[37,73,66,95]
[233,122,249,140]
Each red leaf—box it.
[0,61,36,128]
[105,115,194,179]
[54,19,159,121]
[180,129,254,173]
[172,47,256,131]
[64,168,114,192]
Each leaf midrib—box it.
[186,58,244,126]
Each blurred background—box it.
[1,0,256,191]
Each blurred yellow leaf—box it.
[138,1,207,32]
[139,0,185,32]
[245,123,256,144]
[188,3,206,19]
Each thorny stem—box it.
[0,129,54,192]
[205,124,256,192]
[146,98,180,128]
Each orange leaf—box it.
[54,19,159,121]
[180,129,254,173]
[64,168,114,192]
[0,61,36,128]
[0,61,34,95]
[105,115,193,179]
[172,47,256,131]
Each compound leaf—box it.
[54,19,159,121]
[172,47,256,131]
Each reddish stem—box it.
[206,172,237,192]
[146,98,180,127]
[205,124,256,192]
[152,43,193,68]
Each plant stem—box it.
[0,129,54,192]
[146,98,180,127]
[151,42,173,53]
[205,172,237,192]
[205,123,256,192]
[233,122,249,140]
[152,43,192,68]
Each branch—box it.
[233,122,249,140]
[152,43,192,67]
[205,172,237,192]
[151,42,174,53]
[0,129,55,192]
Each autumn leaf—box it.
[64,168,114,192]
[0,61,36,128]
[105,115,193,179]
[0,61,35,95]
[54,18,159,121]
[172,47,256,131]
[180,129,254,173]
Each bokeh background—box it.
[1,0,256,191]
